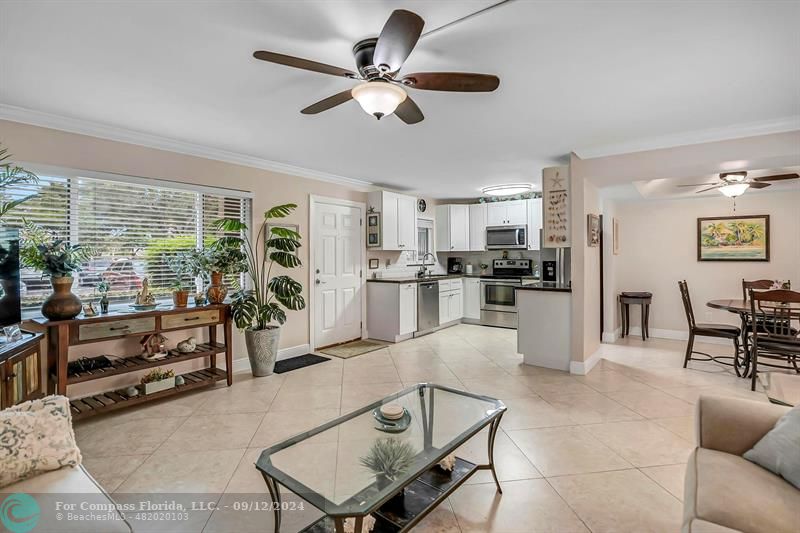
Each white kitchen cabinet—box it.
[398,283,417,335]
[438,278,463,324]
[449,290,463,321]
[367,281,417,342]
[435,205,470,252]
[463,278,481,320]
[469,203,487,251]
[367,190,417,251]
[439,292,449,324]
[526,197,542,250]
[487,200,527,226]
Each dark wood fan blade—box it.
[373,10,424,73]
[695,185,722,193]
[752,173,799,182]
[301,90,353,115]
[748,181,771,189]
[253,51,356,78]
[676,183,720,188]
[395,96,424,124]
[400,72,500,92]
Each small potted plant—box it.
[165,254,191,307]
[480,263,489,275]
[140,368,175,395]
[359,438,416,492]
[20,220,94,320]
[97,280,110,313]
[204,243,247,304]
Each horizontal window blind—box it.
[0,170,251,310]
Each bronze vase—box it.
[41,276,82,320]
[206,272,228,304]
[172,290,189,307]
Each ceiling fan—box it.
[252,9,500,124]
[677,171,800,197]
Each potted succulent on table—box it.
[165,253,192,307]
[212,204,305,376]
[204,243,247,304]
[140,368,175,395]
[20,221,94,320]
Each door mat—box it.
[273,354,330,374]
[319,339,386,359]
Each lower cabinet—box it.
[1,333,45,409]
[439,278,463,324]
[398,283,418,336]
[367,282,418,342]
[463,278,481,321]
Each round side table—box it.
[620,292,653,341]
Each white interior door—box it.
[314,202,362,348]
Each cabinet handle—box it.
[109,325,130,331]
[6,372,16,381]
[184,316,200,321]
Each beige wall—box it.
[605,190,800,335]
[1,119,368,383]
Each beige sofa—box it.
[683,395,800,533]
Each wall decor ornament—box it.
[587,214,600,247]
[697,215,769,262]
[612,218,620,255]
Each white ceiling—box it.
[1,1,798,198]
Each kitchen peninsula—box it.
[516,283,572,371]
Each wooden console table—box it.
[1,331,45,408]
[32,304,232,420]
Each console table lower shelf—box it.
[302,457,477,533]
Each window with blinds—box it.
[1,170,251,310]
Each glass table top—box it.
[256,383,505,517]
[759,372,800,407]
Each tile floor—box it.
[75,325,770,532]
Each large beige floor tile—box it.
[250,408,340,448]
[460,374,539,400]
[456,429,542,484]
[653,416,696,442]
[660,385,766,405]
[340,381,405,410]
[544,391,643,424]
[270,384,342,411]
[585,420,694,467]
[573,369,653,393]
[549,469,683,533]
[516,374,597,399]
[641,463,687,501]
[395,362,459,383]
[343,363,401,384]
[159,412,263,452]
[499,396,572,430]
[446,361,510,381]
[75,416,185,457]
[411,500,462,533]
[198,378,281,414]
[507,426,631,476]
[81,454,148,492]
[606,388,694,418]
[449,478,589,532]
[116,448,244,493]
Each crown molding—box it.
[0,103,374,190]
[575,116,800,160]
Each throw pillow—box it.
[0,395,82,488]
[743,403,800,489]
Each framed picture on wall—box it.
[612,218,620,255]
[697,214,770,261]
[368,258,379,269]
[587,214,600,247]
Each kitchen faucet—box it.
[417,253,436,278]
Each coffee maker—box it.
[447,257,463,274]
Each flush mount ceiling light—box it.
[351,81,407,120]
[480,184,534,197]
[719,183,750,198]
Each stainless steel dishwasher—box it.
[416,281,440,336]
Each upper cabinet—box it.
[435,204,470,252]
[486,200,527,226]
[367,191,417,251]
[469,203,487,251]
[526,197,542,250]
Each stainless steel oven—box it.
[480,279,520,328]
[486,225,527,249]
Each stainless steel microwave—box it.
[486,225,527,249]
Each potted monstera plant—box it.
[212,204,305,376]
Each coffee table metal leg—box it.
[334,517,345,533]
[261,472,282,533]
[487,413,504,494]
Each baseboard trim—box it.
[570,348,604,375]
[622,327,732,346]
[230,343,312,374]
[602,328,620,343]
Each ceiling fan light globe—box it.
[719,183,750,197]
[351,82,407,119]
[481,184,534,197]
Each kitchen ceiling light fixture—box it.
[351,81,407,119]
[481,184,534,197]
[719,183,750,198]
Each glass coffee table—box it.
[256,383,506,533]
[758,372,800,407]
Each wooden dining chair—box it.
[678,281,742,374]
[742,279,793,358]
[748,288,800,391]
[741,279,777,301]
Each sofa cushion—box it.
[1,465,132,532]
[0,395,81,487]
[684,448,800,533]
[744,404,800,489]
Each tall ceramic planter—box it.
[41,276,82,320]
[244,326,281,376]
[206,272,228,304]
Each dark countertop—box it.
[367,274,471,284]
[516,282,572,293]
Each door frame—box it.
[308,194,368,351]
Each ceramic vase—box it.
[206,272,228,304]
[172,290,189,307]
[244,326,280,376]
[41,276,82,320]
[99,295,109,314]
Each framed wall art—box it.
[697,214,769,261]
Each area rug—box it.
[273,354,330,374]
[319,339,386,359]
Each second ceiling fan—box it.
[677,171,799,197]
[253,9,500,124]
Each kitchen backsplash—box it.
[367,249,543,278]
